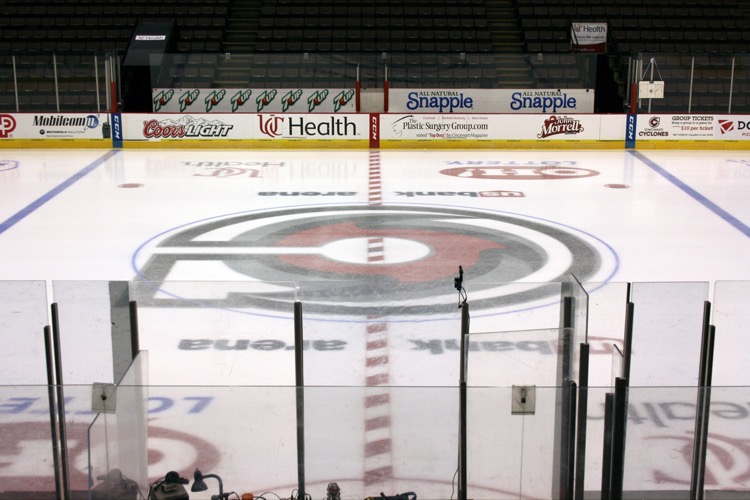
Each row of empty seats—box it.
[251,0,493,53]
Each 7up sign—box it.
[152,88,357,113]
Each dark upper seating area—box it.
[252,0,492,54]
[518,0,750,55]
[1,0,750,112]
[0,0,230,54]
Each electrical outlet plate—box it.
[511,385,536,415]
[92,383,117,413]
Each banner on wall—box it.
[0,113,111,140]
[388,89,595,114]
[633,115,748,141]
[122,113,369,143]
[152,88,356,113]
[570,22,607,53]
[380,113,602,142]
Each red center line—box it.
[363,150,394,487]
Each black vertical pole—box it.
[610,377,628,500]
[294,301,305,500]
[621,301,634,382]
[600,392,614,500]
[574,343,590,500]
[556,296,573,499]
[43,325,62,500]
[129,300,140,358]
[51,303,71,500]
[690,301,711,499]
[691,317,715,500]
[566,381,577,500]
[458,302,469,500]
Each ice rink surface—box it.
[1,148,749,498]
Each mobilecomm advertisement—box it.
[0,113,112,147]
[380,113,607,148]
[122,113,369,148]
[152,88,356,113]
[388,89,595,114]
[570,22,608,53]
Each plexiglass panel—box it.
[465,329,574,499]
[130,280,297,386]
[704,386,750,496]
[297,281,462,387]
[582,282,629,387]
[0,385,58,495]
[87,352,151,499]
[711,281,750,386]
[629,282,708,386]
[51,281,118,385]
[0,281,49,384]
[305,386,459,499]
[622,387,698,498]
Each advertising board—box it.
[122,113,369,148]
[388,89,595,114]
[0,113,112,148]
[152,88,356,113]
[379,113,608,148]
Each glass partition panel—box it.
[0,385,58,496]
[629,282,708,387]
[466,329,574,387]
[712,281,750,386]
[103,385,298,499]
[0,52,108,112]
[466,386,525,499]
[633,52,750,114]
[567,274,589,344]
[297,280,463,387]
[0,54,13,111]
[149,52,597,94]
[88,352,149,498]
[732,54,750,114]
[583,282,628,387]
[622,386,698,498]
[0,281,49,385]
[466,330,574,499]
[305,386,459,499]
[51,281,117,385]
[152,52,361,92]
[581,386,616,496]
[78,383,750,500]
[611,345,624,387]
[692,53,736,114]
[469,282,564,333]
[704,386,750,497]
[636,52,698,113]
[130,281,297,386]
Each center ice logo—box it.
[132,205,617,317]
